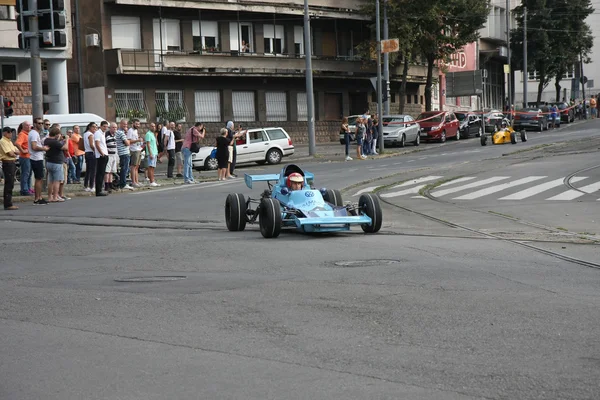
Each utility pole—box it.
[376,0,383,153]
[383,0,390,115]
[505,0,511,119]
[580,52,587,119]
[28,0,44,120]
[522,6,527,108]
[303,0,316,155]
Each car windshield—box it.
[454,113,467,121]
[347,116,358,125]
[383,117,404,123]
[417,113,442,123]
[524,108,540,113]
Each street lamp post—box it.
[303,0,316,156]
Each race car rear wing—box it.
[245,171,315,189]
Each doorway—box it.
[349,92,368,115]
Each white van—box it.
[2,113,105,134]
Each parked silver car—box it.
[192,127,295,170]
[382,115,420,147]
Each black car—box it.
[454,111,483,138]
[552,102,575,123]
[475,109,505,132]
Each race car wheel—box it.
[510,132,517,144]
[359,193,382,234]
[521,130,528,142]
[480,135,488,146]
[225,193,247,232]
[266,148,283,165]
[324,189,343,207]
[259,198,282,238]
[205,157,218,171]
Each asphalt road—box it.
[1,118,599,400]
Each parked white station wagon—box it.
[192,127,295,170]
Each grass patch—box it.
[418,176,464,197]
[556,227,568,231]
[488,210,520,220]
[373,180,407,193]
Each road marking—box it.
[499,177,587,200]
[347,168,358,172]
[393,162,403,165]
[406,160,415,163]
[437,177,477,187]
[453,176,547,200]
[418,157,427,160]
[352,186,379,197]
[547,180,600,200]
[390,176,442,189]
[381,184,431,198]
[380,164,388,167]
[131,179,239,195]
[432,176,510,197]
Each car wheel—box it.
[413,134,420,146]
[477,126,483,137]
[359,193,382,233]
[538,123,543,132]
[324,189,343,207]
[510,131,517,144]
[480,135,488,146]
[454,130,460,140]
[440,131,446,143]
[205,157,218,170]
[225,193,247,232]
[521,130,528,142]
[266,148,283,165]
[399,134,405,147]
[259,198,282,238]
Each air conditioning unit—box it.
[85,33,100,47]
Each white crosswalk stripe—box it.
[432,176,510,197]
[547,180,600,201]
[352,186,379,197]
[380,176,442,198]
[499,177,587,200]
[453,176,547,200]
[391,176,443,189]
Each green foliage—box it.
[156,105,187,122]
[117,109,148,120]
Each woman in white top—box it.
[83,122,97,191]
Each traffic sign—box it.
[381,39,399,53]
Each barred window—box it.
[266,91,287,121]
[232,91,255,121]
[459,96,471,107]
[297,92,307,121]
[194,90,221,122]
[155,90,186,122]
[446,97,457,106]
[114,89,148,122]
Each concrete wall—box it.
[83,87,108,118]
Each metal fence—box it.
[265,91,287,121]
[114,89,149,122]
[232,91,256,121]
[155,90,188,122]
[194,91,222,122]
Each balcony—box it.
[105,49,429,80]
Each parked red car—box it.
[417,111,460,142]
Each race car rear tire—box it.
[480,135,488,146]
[510,132,517,144]
[259,198,282,238]
[324,189,343,206]
[359,193,382,233]
[521,130,528,142]
[225,193,247,232]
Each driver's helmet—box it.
[501,119,508,129]
[286,172,304,189]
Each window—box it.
[114,90,148,122]
[528,67,575,81]
[263,24,284,54]
[111,16,141,49]
[1,64,17,81]
[229,22,253,52]
[446,97,457,106]
[459,96,471,106]
[192,21,219,52]
[153,19,181,52]
[194,90,221,122]
[294,26,304,55]
[265,128,288,140]
[266,91,287,121]
[297,92,307,121]
[0,5,15,20]
[155,90,186,122]
[248,130,267,144]
[232,91,255,121]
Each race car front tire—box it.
[510,132,517,144]
[324,189,343,207]
[359,193,382,233]
[521,130,528,142]
[480,135,488,146]
[259,198,282,238]
[225,193,247,232]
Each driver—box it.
[287,172,304,191]
[501,119,508,130]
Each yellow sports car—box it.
[480,119,528,146]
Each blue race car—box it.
[224,164,383,238]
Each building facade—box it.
[0,0,72,115]
[69,0,434,142]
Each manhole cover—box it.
[331,260,401,268]
[114,276,187,283]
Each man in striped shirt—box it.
[104,122,119,192]
[115,119,133,190]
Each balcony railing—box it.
[105,48,430,80]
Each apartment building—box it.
[0,0,72,115]
[69,0,432,141]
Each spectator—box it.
[65,129,77,185]
[70,125,84,184]
[341,117,352,161]
[105,122,119,193]
[14,121,32,196]
[216,128,232,181]
[182,122,205,184]
[225,121,238,179]
[174,123,184,177]
[44,127,69,203]
[0,126,20,210]
[127,119,144,187]
[371,118,379,155]
[590,95,597,119]
[28,118,48,205]
[162,121,176,178]
[355,117,366,160]
[115,119,132,190]
[94,121,110,197]
[145,123,160,187]
[83,122,97,192]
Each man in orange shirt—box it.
[70,125,85,184]
[14,121,32,196]
[590,95,597,119]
